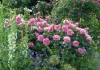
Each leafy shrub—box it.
[51,0,100,22]
[13,14,98,70]
[3,0,53,18]
[31,1,53,18]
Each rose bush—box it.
[14,14,96,70]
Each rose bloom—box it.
[53,35,60,41]
[16,15,22,24]
[44,27,49,31]
[35,17,40,22]
[79,29,87,34]
[82,0,86,3]
[63,36,71,43]
[84,33,92,40]
[37,27,43,33]
[77,48,86,54]
[50,24,55,28]
[68,23,76,29]
[43,38,50,46]
[75,22,79,26]
[35,32,39,38]
[86,36,92,40]
[42,21,49,27]
[29,42,34,48]
[45,15,50,21]
[62,25,68,32]
[4,19,9,25]
[37,21,44,27]
[28,18,35,25]
[72,40,79,47]
[84,27,89,31]
[67,29,74,36]
[54,25,61,31]
[63,20,71,25]
[48,26,54,32]
[76,27,81,32]
[38,35,44,42]
[82,48,86,54]
[4,21,8,25]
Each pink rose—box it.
[84,33,90,38]
[45,15,50,21]
[62,25,68,32]
[79,29,87,34]
[77,48,83,54]
[77,48,86,54]
[50,24,55,28]
[42,21,49,27]
[86,36,92,40]
[44,27,49,31]
[48,26,54,32]
[84,27,89,31]
[68,23,76,29]
[82,49,86,54]
[84,33,92,40]
[35,32,39,38]
[76,27,81,32]
[37,22,44,27]
[28,18,35,25]
[67,29,74,36]
[39,18,44,22]
[53,35,60,41]
[43,38,50,46]
[29,42,34,48]
[75,22,79,26]
[63,36,71,43]
[35,18,44,22]
[82,0,86,3]
[72,40,79,47]
[4,21,8,25]
[37,27,43,33]
[4,19,9,25]
[38,35,44,42]
[63,20,69,25]
[35,17,40,22]
[54,25,61,31]
[16,15,22,24]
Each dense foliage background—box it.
[0,0,100,70]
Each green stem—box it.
[46,46,53,55]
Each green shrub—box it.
[51,0,100,23]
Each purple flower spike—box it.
[41,62,44,66]
[98,54,100,60]
[35,62,38,66]
[59,46,62,49]
[44,52,47,55]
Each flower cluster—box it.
[16,15,92,55]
